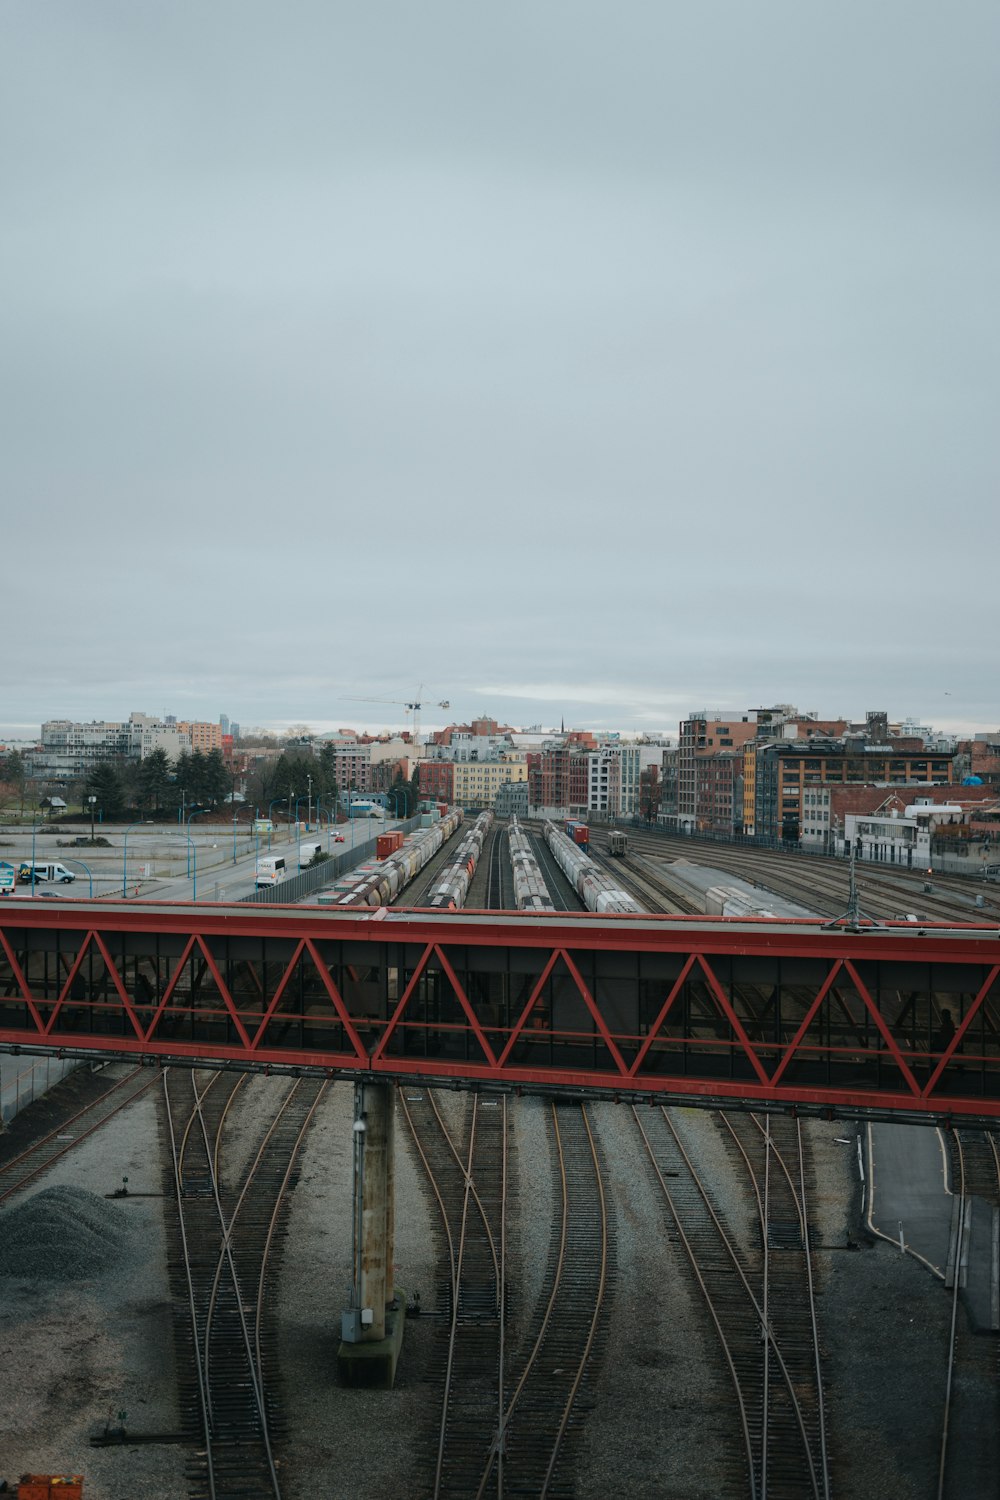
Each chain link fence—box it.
[238,816,422,905]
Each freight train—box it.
[508,817,556,912]
[705,885,780,919]
[426,811,493,909]
[318,810,463,907]
[544,823,643,915]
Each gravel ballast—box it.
[0,1069,982,1500]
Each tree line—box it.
[2,743,423,822]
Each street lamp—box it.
[307,774,313,830]
[87,795,97,843]
[66,858,94,899]
[317,799,335,852]
[185,808,210,900]
[230,770,240,864]
[122,820,153,898]
[294,796,310,865]
[29,819,40,900]
[267,797,288,850]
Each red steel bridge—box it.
[2,900,1000,1124]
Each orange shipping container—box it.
[18,1480,83,1500]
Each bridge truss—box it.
[1,901,999,1124]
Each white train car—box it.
[508,817,556,912]
[427,812,493,909]
[544,822,643,915]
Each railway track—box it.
[528,831,581,912]
[163,1069,327,1500]
[634,1106,829,1499]
[400,1088,507,1499]
[484,824,514,910]
[488,1101,612,1499]
[0,1064,160,1205]
[622,828,998,925]
[403,1088,612,1498]
[937,1129,1000,1499]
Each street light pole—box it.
[88,795,97,844]
[267,798,287,850]
[186,808,209,901]
[122,819,152,898]
[307,774,313,830]
[294,797,306,867]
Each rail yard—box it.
[1,811,998,1498]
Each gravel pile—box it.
[0,1185,135,1281]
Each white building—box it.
[843,803,965,867]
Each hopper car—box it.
[427,811,493,909]
[545,823,643,915]
[319,810,463,907]
[508,816,556,912]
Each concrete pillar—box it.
[352,1081,395,1342]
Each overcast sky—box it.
[3,2,997,742]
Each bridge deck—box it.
[2,900,999,1123]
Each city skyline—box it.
[2,699,995,747]
[4,3,997,752]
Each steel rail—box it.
[937,1133,966,1500]
[0,1066,159,1205]
[432,1096,482,1499]
[188,1070,282,1498]
[632,1104,757,1498]
[475,1099,569,1499]
[398,1089,458,1298]
[162,1070,218,1500]
[252,1080,329,1423]
[426,1090,501,1298]
[796,1119,831,1500]
[659,1108,822,1499]
[539,1102,609,1498]
[723,1110,829,1500]
[202,1079,305,1417]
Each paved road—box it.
[0,818,398,904]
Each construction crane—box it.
[342,684,450,748]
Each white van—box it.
[19,861,77,885]
[298,843,322,869]
[255,855,287,888]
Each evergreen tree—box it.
[204,748,230,806]
[86,761,125,818]
[137,749,171,815]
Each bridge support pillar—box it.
[338,1081,403,1387]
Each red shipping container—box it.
[572,825,590,846]
[437,803,449,817]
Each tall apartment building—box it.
[587,743,665,818]
[176,721,224,753]
[754,739,955,844]
[527,746,590,818]
[417,761,455,803]
[453,760,528,809]
[32,712,195,777]
[677,714,758,832]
